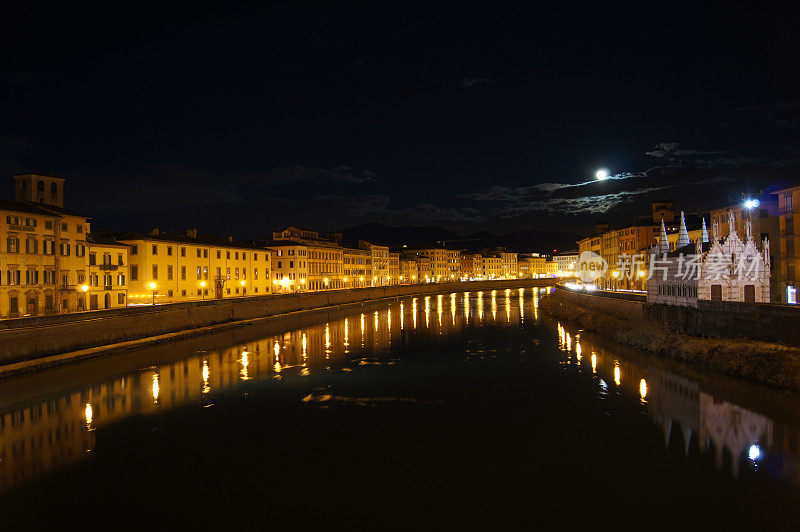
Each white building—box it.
[647,211,770,307]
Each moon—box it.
[595,169,609,180]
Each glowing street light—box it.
[743,198,760,210]
[595,169,609,180]
[149,282,157,305]
[200,280,206,300]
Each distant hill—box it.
[336,223,579,254]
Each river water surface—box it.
[2,287,800,528]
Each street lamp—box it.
[200,280,206,300]
[323,277,329,289]
[149,282,157,305]
[80,284,89,311]
[240,280,245,294]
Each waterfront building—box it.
[553,252,578,276]
[399,258,419,283]
[406,248,461,281]
[776,184,800,303]
[0,174,90,318]
[86,234,129,310]
[260,227,346,291]
[343,248,372,288]
[359,240,390,286]
[500,252,518,278]
[482,254,503,279]
[647,211,771,307]
[709,194,780,302]
[388,252,400,284]
[459,253,483,279]
[118,229,272,302]
[417,256,433,281]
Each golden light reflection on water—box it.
[424,296,431,328]
[240,351,250,381]
[437,294,443,328]
[505,291,511,322]
[84,402,93,430]
[491,290,497,321]
[3,289,800,495]
[202,360,211,394]
[152,371,160,403]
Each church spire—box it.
[677,211,690,248]
[658,218,669,255]
[701,217,709,243]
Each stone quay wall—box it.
[554,285,800,345]
[0,279,552,364]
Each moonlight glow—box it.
[595,169,609,180]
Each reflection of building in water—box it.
[647,367,775,477]
[0,291,539,494]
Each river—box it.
[1,287,799,528]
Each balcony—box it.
[98,264,119,271]
[780,205,796,215]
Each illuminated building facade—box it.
[500,252,518,278]
[482,255,503,279]
[459,253,483,279]
[343,248,372,288]
[406,248,461,281]
[86,234,129,309]
[119,229,272,302]
[0,174,90,318]
[776,184,800,304]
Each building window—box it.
[226,251,230,259]
[167,246,173,256]
[152,244,158,255]
[181,290,187,297]
[89,253,97,266]
[152,265,158,280]
[217,250,221,259]
[131,245,138,255]
[181,266,187,280]
[167,265,174,280]
[196,267,201,280]
[181,247,186,257]
[131,265,138,281]
[203,267,208,280]
[7,237,19,253]
[196,248,201,258]
[118,293,125,305]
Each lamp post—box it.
[200,280,206,300]
[81,284,89,311]
[240,279,245,295]
[149,282,157,305]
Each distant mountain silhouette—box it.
[336,223,579,254]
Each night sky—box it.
[3,3,800,239]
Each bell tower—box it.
[13,173,65,208]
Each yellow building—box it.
[86,234,129,310]
[500,252,518,278]
[406,248,461,281]
[118,229,271,303]
[459,253,483,279]
[418,256,433,282]
[267,227,345,291]
[388,252,400,284]
[1,174,90,318]
[359,240,390,286]
[482,255,503,279]
[399,258,419,283]
[343,248,372,288]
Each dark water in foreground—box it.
[2,288,800,528]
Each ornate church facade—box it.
[647,211,771,307]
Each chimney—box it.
[186,228,198,239]
[150,227,160,236]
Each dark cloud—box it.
[459,77,494,88]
